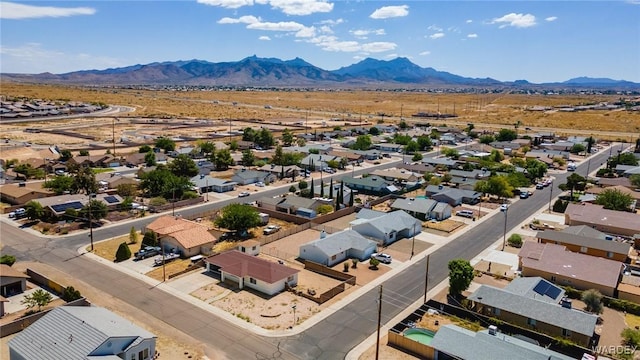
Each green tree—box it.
[309,178,315,198]
[570,143,586,154]
[24,200,45,221]
[581,289,604,314]
[59,149,73,161]
[553,199,569,213]
[139,167,193,199]
[21,289,53,312]
[393,133,412,145]
[369,127,380,136]
[479,135,495,144]
[630,174,640,188]
[241,149,255,167]
[585,136,596,154]
[486,175,514,199]
[168,154,199,177]
[296,138,306,147]
[282,128,295,146]
[129,226,139,244]
[496,128,517,142]
[144,151,156,166]
[412,153,423,162]
[139,144,152,153]
[79,149,90,156]
[117,183,138,198]
[404,140,419,154]
[44,175,74,194]
[214,149,235,170]
[198,140,215,156]
[316,204,333,215]
[369,257,380,269]
[595,188,633,211]
[61,286,82,302]
[559,173,586,199]
[215,204,261,233]
[622,328,640,348]
[142,231,158,247]
[272,145,284,165]
[448,259,474,297]
[0,254,16,266]
[609,152,639,168]
[256,128,275,149]
[115,242,132,262]
[298,180,308,190]
[154,137,176,152]
[69,165,98,194]
[289,185,297,193]
[525,158,548,182]
[351,135,372,150]
[488,149,504,162]
[329,178,334,199]
[81,199,108,221]
[441,147,459,159]
[229,140,239,151]
[398,120,409,129]
[507,234,523,248]
[242,127,256,142]
[417,135,433,151]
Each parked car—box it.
[9,208,26,219]
[255,182,265,187]
[55,170,66,175]
[134,246,161,260]
[371,253,392,264]
[263,225,281,235]
[455,210,475,218]
[536,183,545,190]
[519,191,530,199]
[238,191,251,197]
[500,204,508,212]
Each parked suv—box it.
[263,225,281,235]
[134,246,161,260]
[455,210,474,218]
[371,253,392,264]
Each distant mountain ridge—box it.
[2,56,638,89]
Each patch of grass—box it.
[91,168,114,174]
[91,234,139,261]
[626,313,640,329]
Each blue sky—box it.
[1,0,639,83]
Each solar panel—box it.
[104,196,119,204]
[545,285,562,300]
[50,201,84,213]
[532,280,551,296]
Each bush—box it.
[316,204,333,215]
[289,185,297,193]
[298,180,308,190]
[142,231,158,247]
[552,199,568,213]
[61,286,82,302]
[115,242,131,262]
[622,328,640,347]
[181,191,199,200]
[149,197,167,206]
[582,289,604,314]
[563,286,582,299]
[369,257,380,269]
[507,234,523,248]
[0,254,16,266]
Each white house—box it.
[351,209,422,245]
[205,250,298,296]
[8,305,157,360]
[299,230,377,267]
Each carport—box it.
[0,264,29,297]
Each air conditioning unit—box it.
[488,325,498,336]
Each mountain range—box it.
[2,56,638,89]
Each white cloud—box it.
[306,35,395,53]
[419,51,431,56]
[466,19,473,23]
[370,5,409,19]
[217,15,259,24]
[319,18,344,25]
[467,33,478,38]
[258,35,271,41]
[197,0,254,9]
[385,53,398,59]
[0,2,95,19]
[268,0,333,15]
[361,42,396,53]
[319,25,333,34]
[350,28,386,39]
[429,33,445,39]
[492,13,537,28]
[295,26,316,38]
[428,25,443,32]
[545,16,558,22]
[0,43,120,73]
[247,20,306,32]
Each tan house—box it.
[519,242,623,297]
[537,225,631,262]
[564,203,640,237]
[0,182,53,205]
[146,215,217,257]
[370,168,420,183]
[0,264,29,298]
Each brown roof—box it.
[565,203,640,233]
[327,150,362,160]
[598,177,632,189]
[586,185,640,200]
[618,283,640,296]
[519,242,623,289]
[237,240,261,248]
[0,264,30,279]
[205,250,298,284]
[0,183,52,198]
[147,216,216,249]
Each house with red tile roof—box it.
[518,242,623,297]
[204,250,298,296]
[145,216,217,257]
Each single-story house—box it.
[351,149,382,160]
[397,162,435,175]
[299,154,337,169]
[519,242,623,297]
[525,149,570,160]
[597,177,633,189]
[205,250,298,296]
[101,174,138,189]
[351,209,422,246]
[421,157,459,169]
[0,264,29,298]
[390,197,452,221]
[370,169,420,183]
[231,169,276,185]
[275,195,322,214]
[146,215,217,257]
[190,174,237,193]
[428,324,574,360]
[168,146,198,158]
[585,185,640,209]
[124,151,167,166]
[258,164,301,179]
[327,150,363,164]
[299,230,377,267]
[564,203,640,237]
[313,182,353,206]
[67,154,121,168]
[537,225,631,262]
[375,143,404,153]
[8,305,157,360]
[425,185,481,206]
[342,176,397,196]
[36,193,125,217]
[467,279,598,347]
[0,182,53,205]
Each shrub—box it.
[581,289,604,314]
[61,286,82,302]
[507,234,523,248]
[181,191,199,200]
[369,258,380,269]
[622,328,640,347]
[316,204,333,215]
[115,242,131,262]
[552,199,568,213]
[563,286,583,299]
[289,185,297,193]
[142,231,158,247]
[298,180,308,190]
[149,197,167,206]
[0,254,16,266]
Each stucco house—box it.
[8,305,157,360]
[205,250,298,296]
[190,174,237,193]
[0,182,53,205]
[351,209,422,245]
[564,203,640,237]
[390,197,452,221]
[0,264,29,298]
[145,215,217,257]
[299,230,377,267]
[537,225,630,262]
[231,169,276,185]
[341,176,398,195]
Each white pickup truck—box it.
[154,253,180,266]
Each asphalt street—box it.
[0,143,626,359]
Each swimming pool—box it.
[404,328,435,345]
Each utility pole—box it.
[161,239,166,282]
[88,193,96,252]
[112,118,117,156]
[502,208,508,251]
[423,254,430,303]
[375,285,382,360]
[410,222,416,259]
[548,181,553,212]
[172,188,176,216]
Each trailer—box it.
[154,253,180,266]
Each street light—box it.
[548,180,553,212]
[88,193,96,252]
[501,206,508,251]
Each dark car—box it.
[134,246,161,260]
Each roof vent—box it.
[488,325,497,336]
[320,230,327,239]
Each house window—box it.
[551,276,557,282]
[494,308,501,316]
[252,246,257,251]
[562,329,572,337]
[131,355,135,360]
[287,276,294,282]
[607,252,614,258]
[580,246,587,253]
[331,255,337,261]
[249,278,257,284]
[527,318,536,327]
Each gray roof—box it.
[258,196,284,207]
[561,225,607,239]
[537,229,630,255]
[468,285,597,336]
[353,210,421,234]
[432,202,451,213]
[303,229,376,256]
[8,306,155,360]
[391,198,437,214]
[190,175,236,188]
[342,175,390,189]
[279,195,318,210]
[430,324,574,360]
[356,208,388,220]
[233,169,270,180]
[503,277,565,304]
[422,157,458,167]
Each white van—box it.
[455,210,474,218]
[567,163,577,171]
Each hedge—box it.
[563,286,640,316]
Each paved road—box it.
[0,144,626,359]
